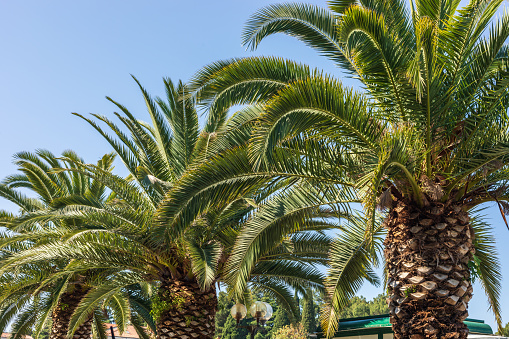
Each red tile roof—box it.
[1,334,33,339]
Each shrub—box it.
[272,324,307,339]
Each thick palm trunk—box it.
[156,278,217,339]
[50,284,92,339]
[384,200,474,339]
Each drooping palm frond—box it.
[249,75,381,167]
[322,214,384,337]
[468,210,503,329]
[242,3,357,73]
[224,183,346,299]
[189,57,319,131]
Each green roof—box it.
[317,314,493,338]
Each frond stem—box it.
[388,162,423,207]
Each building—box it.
[0,334,33,339]
[316,314,507,339]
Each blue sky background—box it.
[0,0,507,332]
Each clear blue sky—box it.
[0,0,507,332]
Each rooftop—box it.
[316,314,499,339]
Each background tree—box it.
[271,307,291,334]
[301,289,316,334]
[497,322,509,337]
[215,292,234,337]
[220,317,249,339]
[294,291,301,323]
[338,294,389,318]
[313,289,325,332]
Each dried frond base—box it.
[156,279,217,339]
[50,284,92,339]
[385,201,474,339]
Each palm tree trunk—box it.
[384,200,474,339]
[50,284,92,339]
[156,278,217,339]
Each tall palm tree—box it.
[0,150,154,339]
[185,0,509,338]
[0,78,335,339]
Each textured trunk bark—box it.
[50,284,92,339]
[384,200,474,339]
[156,278,217,339]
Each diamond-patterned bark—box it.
[50,284,92,339]
[385,201,474,339]
[156,279,217,339]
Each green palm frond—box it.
[0,295,31,334]
[91,309,108,339]
[251,260,324,291]
[190,57,317,131]
[67,272,146,338]
[224,184,341,298]
[131,76,175,175]
[250,76,379,168]
[31,278,69,339]
[322,214,384,336]
[242,3,355,72]
[249,279,299,320]
[9,298,39,339]
[187,240,221,290]
[130,316,152,339]
[206,105,262,155]
[126,289,155,333]
[107,293,131,335]
[0,185,44,212]
[469,210,503,331]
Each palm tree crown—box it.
[0,150,152,339]
[185,0,509,337]
[0,78,334,339]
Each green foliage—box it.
[271,306,291,332]
[293,291,301,323]
[215,292,235,337]
[338,294,389,319]
[272,324,307,339]
[4,2,508,339]
[150,293,185,322]
[221,316,248,339]
[38,320,51,339]
[403,285,417,298]
[0,76,327,339]
[323,214,384,335]
[0,150,151,339]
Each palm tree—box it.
[0,77,334,339]
[0,150,154,339]
[184,0,509,338]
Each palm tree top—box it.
[185,0,508,334]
